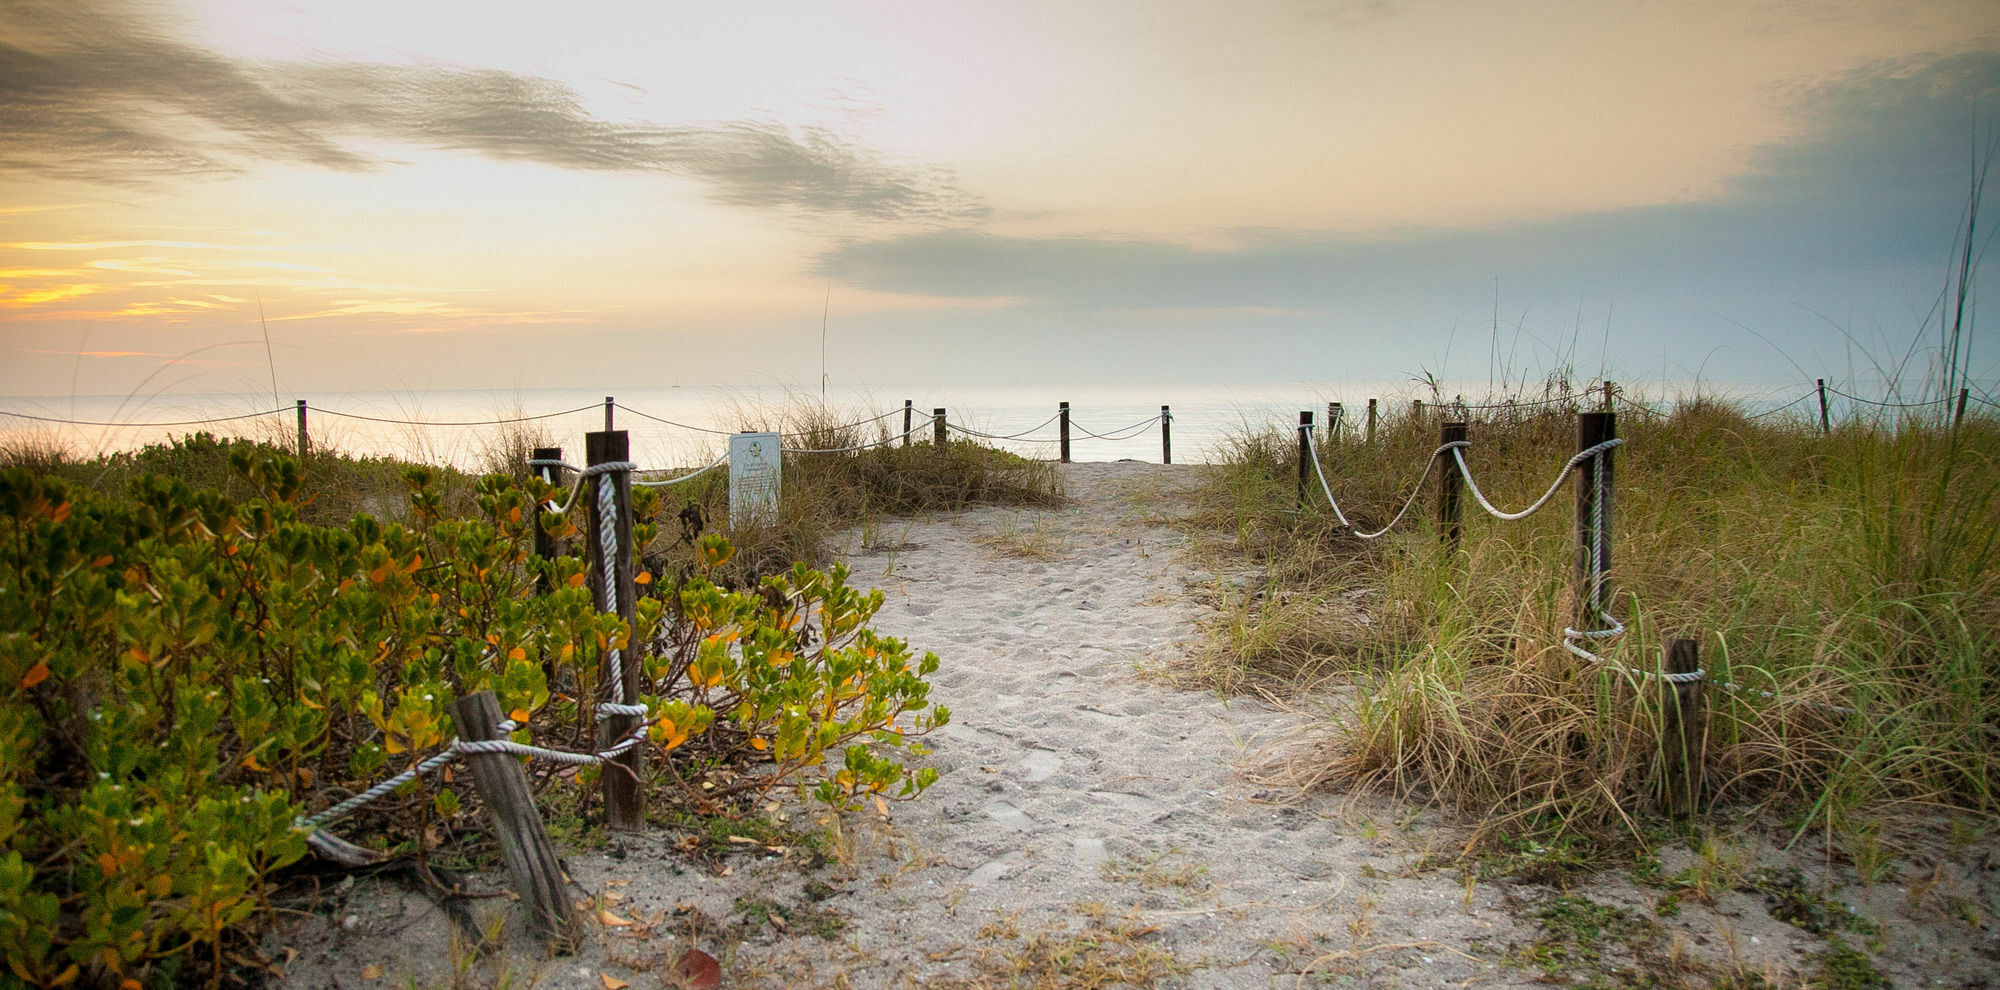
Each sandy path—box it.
[275,462,1980,988]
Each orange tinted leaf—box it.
[599,974,629,990]
[597,909,632,927]
[97,852,119,875]
[567,572,586,587]
[509,708,531,724]
[361,964,384,980]
[49,502,71,523]
[20,662,49,689]
[49,964,78,988]
[750,737,767,751]
[91,554,113,568]
[508,647,527,662]
[634,571,652,585]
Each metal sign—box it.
[728,431,781,527]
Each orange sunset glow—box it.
[2,0,1997,400]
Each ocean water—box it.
[0,378,1832,470]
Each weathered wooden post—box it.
[450,691,577,948]
[1817,379,1831,433]
[1296,410,1314,509]
[903,400,913,447]
[1439,422,1468,551]
[1328,402,1342,444]
[1956,387,1970,428]
[1366,399,1378,445]
[933,407,947,451]
[1160,405,1172,465]
[295,399,309,459]
[603,395,614,432]
[1059,402,1071,463]
[1574,411,1617,631]
[1660,637,1705,816]
[531,446,564,595]
[1602,380,1616,413]
[585,431,643,831]
[1412,399,1424,430]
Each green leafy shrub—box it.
[0,446,944,986]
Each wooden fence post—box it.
[531,446,563,595]
[295,400,309,459]
[1817,379,1831,433]
[1366,399,1378,445]
[903,400,913,447]
[1328,402,1342,444]
[1956,386,1970,428]
[933,408,947,451]
[1660,637,1705,816]
[1412,399,1424,430]
[1602,381,1616,413]
[1439,422,1467,551]
[1160,405,1172,465]
[450,691,577,949]
[1297,410,1314,509]
[603,396,614,433]
[1574,411,1617,630]
[1059,402,1071,463]
[585,431,643,832]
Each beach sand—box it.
[271,462,1995,988]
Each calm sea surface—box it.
[0,379,1828,469]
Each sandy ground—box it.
[271,462,1998,989]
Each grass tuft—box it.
[1192,389,2000,854]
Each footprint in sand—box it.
[1017,749,1060,781]
[1087,790,1161,813]
[1071,837,1107,868]
[966,851,1029,887]
[982,800,1036,830]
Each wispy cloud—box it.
[0,0,985,223]
[25,349,172,358]
[818,51,2000,311]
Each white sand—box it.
[272,462,1996,988]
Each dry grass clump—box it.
[602,400,1064,585]
[1195,387,2000,851]
[929,912,1190,989]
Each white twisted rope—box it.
[1300,431,1454,540]
[296,718,655,830]
[591,468,648,721]
[781,420,927,454]
[1451,439,1623,521]
[1068,414,1162,441]
[632,451,731,487]
[944,411,1063,441]
[1557,447,1708,685]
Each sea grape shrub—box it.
[0,452,947,985]
[0,456,575,985]
[651,535,949,809]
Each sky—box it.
[3,0,1999,403]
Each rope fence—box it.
[1296,408,1862,733]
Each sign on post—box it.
[728,431,781,527]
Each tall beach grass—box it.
[1193,387,1998,855]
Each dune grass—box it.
[2,399,1063,584]
[1192,387,1999,854]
